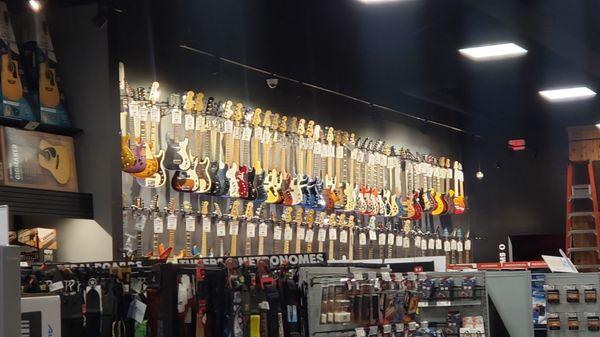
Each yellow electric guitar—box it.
[38,139,72,184]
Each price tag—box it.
[306,138,314,149]
[224,120,233,133]
[254,126,263,142]
[258,222,268,237]
[353,272,364,281]
[369,230,377,241]
[428,238,435,250]
[378,233,386,245]
[229,220,239,235]
[355,328,366,337]
[450,239,457,250]
[296,227,306,240]
[153,217,164,234]
[420,239,427,250]
[436,301,452,307]
[340,230,348,243]
[167,214,177,230]
[383,325,392,334]
[387,233,395,245]
[369,326,378,335]
[134,215,147,231]
[171,110,182,124]
[128,102,139,117]
[351,149,358,160]
[403,237,410,248]
[395,235,403,247]
[216,221,226,237]
[465,239,472,251]
[436,239,443,250]
[336,145,344,159]
[444,241,451,252]
[313,142,322,155]
[139,106,148,120]
[247,222,256,238]
[150,106,161,122]
[273,226,282,240]
[304,229,314,243]
[195,115,205,130]
[368,154,375,166]
[184,114,195,130]
[381,156,388,168]
[317,228,327,242]
[414,236,421,248]
[359,233,367,245]
[284,226,293,241]
[202,217,211,233]
[457,241,464,252]
[357,151,364,163]
[185,216,196,232]
[242,127,253,141]
[261,130,271,144]
[418,302,429,307]
[328,228,337,240]
[49,281,64,292]
[381,271,392,282]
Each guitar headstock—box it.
[252,108,262,127]
[222,100,234,120]
[278,115,288,133]
[338,214,347,227]
[233,103,244,123]
[271,113,280,131]
[297,118,305,136]
[149,82,160,104]
[166,198,176,215]
[326,127,334,144]
[132,196,143,210]
[182,200,193,214]
[244,202,254,219]
[347,215,355,229]
[205,97,215,115]
[150,194,159,213]
[327,213,336,227]
[383,144,391,156]
[360,137,369,150]
[313,124,321,142]
[183,91,195,112]
[368,216,376,229]
[254,203,265,219]
[168,93,181,108]
[453,160,459,170]
[193,91,205,113]
[349,133,355,146]
[294,207,304,224]
[341,131,349,146]
[200,201,209,216]
[403,219,412,233]
[289,117,298,135]
[283,207,293,223]
[316,212,326,226]
[213,203,222,217]
[305,120,314,138]
[231,200,241,218]
[306,209,315,227]
[262,110,272,128]
[334,129,342,145]
[215,100,225,118]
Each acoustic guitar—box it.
[38,139,72,184]
[1,51,22,101]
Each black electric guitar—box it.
[163,94,191,171]
[206,98,221,195]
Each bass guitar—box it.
[171,91,200,192]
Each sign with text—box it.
[178,252,327,267]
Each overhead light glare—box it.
[459,42,527,61]
[539,87,596,102]
[29,0,41,12]
[357,0,408,3]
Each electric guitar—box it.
[132,85,159,179]
[288,118,304,205]
[171,91,200,192]
[227,200,243,257]
[119,63,135,170]
[148,195,161,258]
[322,127,337,211]
[181,200,196,258]
[251,108,267,202]
[199,201,210,257]
[165,198,178,259]
[130,197,145,258]
[431,157,447,215]
[207,99,222,195]
[122,97,146,174]
[444,158,456,215]
[193,93,212,193]
[226,103,243,198]
[453,162,466,214]
[303,209,315,253]
[136,84,167,188]
[214,203,225,257]
[163,92,191,171]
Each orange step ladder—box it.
[566,161,600,271]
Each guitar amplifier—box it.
[21,295,61,337]
[0,126,78,192]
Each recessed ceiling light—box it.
[459,43,527,61]
[539,87,596,102]
[29,0,41,12]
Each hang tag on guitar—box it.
[242,127,253,142]
[254,126,263,142]
[171,110,182,124]
[329,228,337,240]
[195,115,205,130]
[150,106,161,123]
[246,222,256,238]
[202,217,211,233]
[340,229,348,243]
[378,233,386,245]
[284,226,293,241]
[465,239,471,251]
[450,239,457,251]
[428,238,435,250]
[134,214,147,231]
[139,106,148,120]
[396,235,403,247]
[444,241,451,252]
[128,102,139,118]
[258,222,268,237]
[436,239,443,250]
[387,233,395,246]
[167,214,177,230]
[296,226,306,240]
[229,220,239,236]
[223,120,233,133]
[414,236,421,248]
[336,145,344,159]
[273,226,282,241]
[185,216,196,232]
[261,129,271,144]
[457,241,464,252]
[403,237,410,248]
[420,239,427,251]
[216,221,226,237]
[153,217,164,234]
[49,281,64,292]
[369,230,377,241]
[317,228,327,242]
[351,149,358,160]
[305,229,314,243]
[359,233,367,246]
[184,114,195,130]
[313,142,322,155]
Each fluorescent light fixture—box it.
[539,87,596,102]
[357,0,406,3]
[459,42,527,61]
[29,0,41,12]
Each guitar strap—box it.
[265,284,283,337]
[281,278,301,337]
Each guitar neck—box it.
[229,219,239,256]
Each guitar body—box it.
[253,169,267,202]
[245,167,257,200]
[289,174,304,205]
[39,62,59,108]
[333,183,346,209]
[216,162,230,196]
[136,150,167,188]
[308,177,325,210]
[120,135,135,170]
[300,175,310,206]
[356,186,367,214]
[164,137,191,171]
[208,161,220,194]
[401,196,415,219]
[38,140,72,184]
[453,195,465,214]
[236,165,249,199]
[1,53,23,101]
[383,190,392,217]
[425,189,437,212]
[323,187,335,211]
[390,193,400,217]
[265,170,279,204]
[344,184,356,212]
[444,190,456,215]
[122,141,146,173]
[431,192,446,215]
[171,157,200,192]
[226,163,240,198]
[195,157,211,193]
[370,189,380,215]
[282,173,294,206]
[132,143,158,178]
[411,192,423,220]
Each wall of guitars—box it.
[120,65,471,264]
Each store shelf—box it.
[418,299,483,307]
[0,116,82,137]
[0,186,93,219]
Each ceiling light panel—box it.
[459,43,527,61]
[538,87,596,102]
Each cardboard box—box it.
[21,295,62,337]
[0,127,78,192]
[0,1,36,121]
[18,227,57,249]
